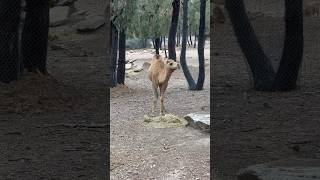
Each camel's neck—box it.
[164,68,174,82]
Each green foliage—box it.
[112,0,205,39]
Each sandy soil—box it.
[0,1,108,179]
[110,45,210,179]
[213,16,320,180]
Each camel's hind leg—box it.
[152,83,159,115]
[159,83,168,115]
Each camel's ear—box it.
[143,62,151,71]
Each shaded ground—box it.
[213,16,320,180]
[0,0,107,179]
[110,45,210,179]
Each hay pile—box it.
[143,114,188,128]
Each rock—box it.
[143,114,188,128]
[143,62,151,71]
[57,0,77,6]
[73,10,88,16]
[184,113,210,131]
[76,15,105,32]
[50,6,70,27]
[237,159,320,180]
[125,63,132,70]
[132,64,143,72]
[133,67,143,72]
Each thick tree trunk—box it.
[111,22,118,87]
[21,0,49,74]
[180,0,196,89]
[225,0,275,91]
[195,0,206,90]
[117,30,126,84]
[0,0,21,83]
[155,37,160,55]
[273,0,303,91]
[168,0,180,61]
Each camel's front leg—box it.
[159,83,168,115]
[152,83,159,114]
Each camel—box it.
[145,54,180,115]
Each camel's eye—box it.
[169,62,173,65]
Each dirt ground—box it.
[213,16,320,180]
[110,44,210,179]
[0,0,108,179]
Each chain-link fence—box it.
[213,0,319,91]
[0,0,49,83]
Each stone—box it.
[73,10,88,16]
[50,6,70,27]
[132,64,143,72]
[142,62,151,71]
[76,15,105,32]
[184,113,210,131]
[125,63,132,70]
[57,0,77,6]
[237,159,320,180]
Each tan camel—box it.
[145,54,179,115]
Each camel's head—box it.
[165,59,180,71]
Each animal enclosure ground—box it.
[0,0,107,178]
[213,16,320,180]
[110,45,210,179]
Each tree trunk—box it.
[164,36,168,58]
[189,33,193,45]
[155,37,160,55]
[168,0,180,61]
[226,0,303,91]
[144,38,147,48]
[177,24,180,47]
[180,0,196,89]
[21,0,49,74]
[194,33,197,48]
[195,0,206,90]
[225,0,275,91]
[117,30,126,84]
[0,0,21,83]
[273,0,303,91]
[111,22,118,87]
[159,37,162,50]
